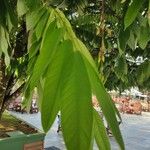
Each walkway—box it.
[9,111,150,150]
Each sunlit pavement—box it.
[9,111,150,150]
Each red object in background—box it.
[113,97,143,115]
[129,101,142,115]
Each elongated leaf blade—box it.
[118,28,130,52]
[138,26,150,49]
[93,109,111,150]
[137,60,150,84]
[36,11,50,40]
[55,9,124,149]
[55,9,98,72]
[28,24,63,91]
[114,55,128,80]
[37,80,44,111]
[61,52,93,150]
[26,7,46,31]
[41,40,74,132]
[83,57,125,150]
[17,0,28,16]
[25,0,41,11]
[0,26,9,66]
[28,40,40,59]
[124,0,144,29]
[4,0,18,27]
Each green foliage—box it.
[27,25,64,94]
[138,25,150,49]
[4,0,18,28]
[84,57,124,149]
[66,0,150,90]
[0,26,9,65]
[41,40,74,132]
[61,51,93,150]
[1,0,150,150]
[26,7,46,31]
[148,0,150,26]
[23,6,124,150]
[114,55,128,81]
[0,0,17,65]
[35,11,50,40]
[17,0,28,16]
[127,31,137,50]
[94,110,110,150]
[124,0,144,29]
[137,60,150,85]
[118,28,130,52]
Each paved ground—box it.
[9,111,150,150]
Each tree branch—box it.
[0,82,25,117]
[6,82,25,102]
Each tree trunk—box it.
[0,55,26,120]
[0,58,7,109]
[0,58,7,120]
[1,83,25,115]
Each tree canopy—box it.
[62,0,150,91]
[0,0,150,150]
